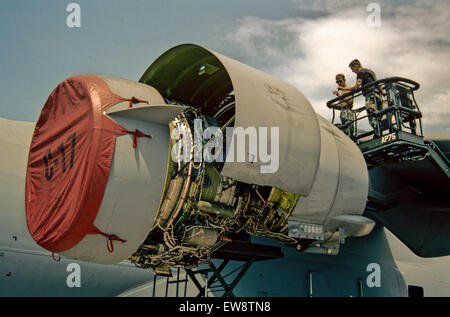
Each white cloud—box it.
[224,0,450,132]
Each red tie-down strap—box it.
[92,227,127,253]
[123,96,148,108]
[122,129,152,148]
[51,252,61,262]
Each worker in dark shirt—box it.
[341,59,384,135]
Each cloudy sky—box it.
[1,0,449,133]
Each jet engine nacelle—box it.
[25,44,371,267]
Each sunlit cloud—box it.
[224,0,450,133]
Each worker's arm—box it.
[378,84,386,95]
[339,80,361,91]
[332,87,353,109]
[334,86,355,96]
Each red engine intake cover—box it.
[25,75,127,252]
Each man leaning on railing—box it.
[340,59,386,137]
[332,73,355,136]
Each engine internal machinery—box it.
[129,106,303,270]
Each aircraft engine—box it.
[25,44,373,269]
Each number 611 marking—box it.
[43,132,76,181]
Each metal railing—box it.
[326,77,423,142]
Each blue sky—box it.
[1,0,449,133]
[0,0,295,121]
